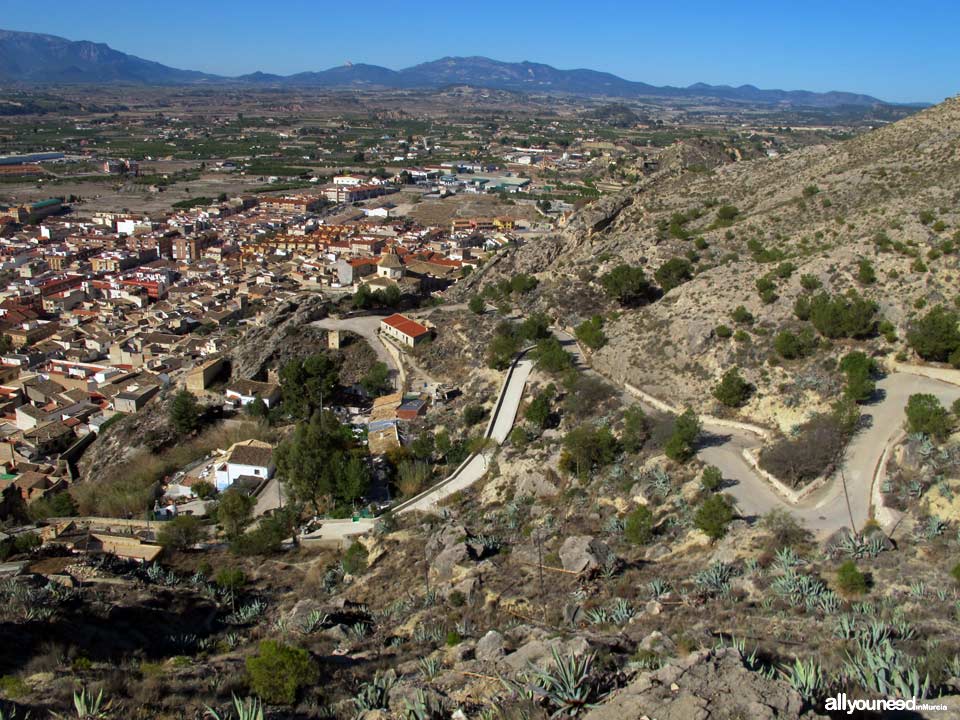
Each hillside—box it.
[470,95,960,431]
[0,29,212,84]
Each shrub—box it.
[157,515,204,550]
[701,465,723,492]
[575,315,607,350]
[341,541,368,575]
[809,291,878,339]
[774,328,817,360]
[694,494,735,540]
[231,509,295,556]
[836,560,867,595]
[952,562,960,585]
[856,258,876,285]
[715,324,733,339]
[761,508,809,549]
[905,393,953,440]
[246,641,318,705]
[624,505,655,545]
[445,631,462,646]
[621,405,649,453]
[600,264,653,306]
[799,274,822,291]
[775,262,796,279]
[665,409,701,463]
[463,404,487,426]
[192,480,217,500]
[716,204,740,223]
[524,387,554,430]
[907,306,960,362]
[468,295,485,314]
[654,257,694,293]
[713,367,751,407]
[731,305,754,325]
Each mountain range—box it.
[0,28,894,108]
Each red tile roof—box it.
[381,313,429,339]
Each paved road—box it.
[553,327,960,536]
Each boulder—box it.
[476,630,506,664]
[559,536,614,574]
[430,543,469,583]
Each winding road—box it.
[305,314,960,543]
[553,327,960,537]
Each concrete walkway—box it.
[299,351,534,542]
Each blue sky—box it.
[1,0,956,103]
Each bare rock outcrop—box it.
[584,648,826,720]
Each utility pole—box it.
[536,526,546,623]
[840,468,857,537]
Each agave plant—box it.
[419,655,442,680]
[647,579,671,599]
[0,702,27,720]
[693,562,735,596]
[774,547,802,571]
[780,657,826,701]
[402,689,445,720]
[299,610,329,634]
[845,638,931,699]
[525,648,606,718]
[51,688,109,719]
[585,607,609,626]
[353,670,396,712]
[204,695,264,720]
[608,598,634,624]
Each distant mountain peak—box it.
[0,29,891,107]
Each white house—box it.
[214,440,275,492]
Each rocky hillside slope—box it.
[478,95,960,428]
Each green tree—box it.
[157,515,204,550]
[624,505,654,545]
[562,423,619,477]
[245,397,269,419]
[217,489,256,539]
[809,291,878,339]
[836,560,867,595]
[534,337,574,374]
[275,411,369,514]
[246,641,319,705]
[839,351,878,403]
[170,390,201,435]
[621,405,649,453]
[518,312,552,342]
[192,480,217,500]
[600,264,652,306]
[694,494,735,540]
[701,465,723,492]
[486,323,520,369]
[665,408,701,463]
[713,367,751,407]
[905,393,953,440]
[280,354,341,420]
[524,387,555,430]
[907,306,960,362]
[360,361,392,396]
[575,315,607,350]
[655,257,694,293]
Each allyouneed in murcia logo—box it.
[824,693,949,714]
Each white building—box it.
[213,440,275,492]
